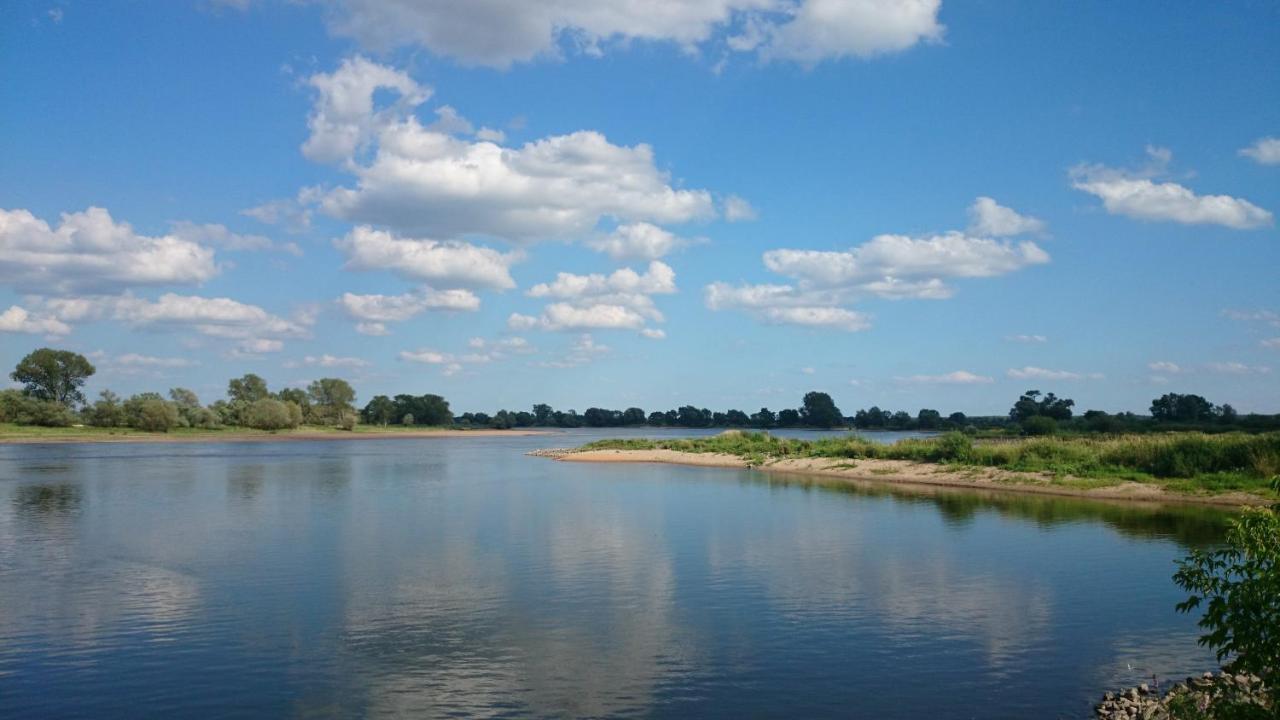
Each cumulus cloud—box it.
[1239,136,1280,166]
[1070,148,1273,229]
[706,200,1049,331]
[0,305,71,336]
[294,58,717,241]
[0,206,218,294]
[521,261,676,334]
[399,335,534,375]
[1148,361,1181,373]
[1005,334,1047,344]
[704,282,871,331]
[312,0,942,68]
[724,194,758,222]
[335,226,519,289]
[298,354,371,369]
[540,334,610,368]
[896,370,993,385]
[1206,362,1271,376]
[760,0,944,64]
[115,353,198,368]
[586,223,689,261]
[40,293,310,355]
[169,221,302,256]
[1006,366,1103,381]
[338,287,480,334]
[966,197,1045,237]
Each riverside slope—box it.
[544,448,1267,508]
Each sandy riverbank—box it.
[553,448,1266,508]
[0,428,554,445]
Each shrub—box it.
[1174,500,1280,712]
[1021,416,1058,436]
[123,395,180,432]
[243,399,296,431]
[402,413,414,426]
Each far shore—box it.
[551,448,1267,508]
[0,426,554,445]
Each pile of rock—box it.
[1096,671,1271,719]
[526,448,574,458]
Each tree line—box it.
[4,348,1278,434]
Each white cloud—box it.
[706,201,1049,332]
[1223,309,1280,327]
[724,194,758,222]
[40,293,310,354]
[300,354,371,369]
[1239,136,1280,166]
[398,335,535,374]
[800,366,815,375]
[540,334,609,368]
[1263,338,1280,349]
[314,0,941,69]
[1206,362,1271,376]
[1006,366,1103,381]
[115,353,197,368]
[762,232,1050,292]
[0,206,218,294]
[1005,334,1047,344]
[169,221,302,256]
[1147,361,1181,374]
[522,261,676,334]
[0,305,71,336]
[586,223,688,261]
[966,197,1045,237]
[640,328,667,340]
[339,287,480,333]
[335,226,519,289]
[507,313,540,331]
[301,55,430,165]
[355,322,390,336]
[760,0,944,64]
[897,370,993,385]
[704,282,872,332]
[1070,149,1273,229]
[292,57,717,241]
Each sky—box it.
[1,0,1278,416]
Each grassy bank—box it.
[580,431,1280,497]
[0,423,535,443]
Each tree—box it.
[393,394,451,426]
[725,409,751,427]
[800,391,843,428]
[622,407,646,425]
[948,411,967,426]
[777,408,801,427]
[87,390,125,427]
[533,403,553,425]
[243,398,296,431]
[917,408,942,430]
[362,395,396,426]
[1174,502,1280,711]
[123,393,180,432]
[276,387,312,421]
[11,348,96,406]
[228,374,270,404]
[307,378,356,424]
[1010,390,1074,423]
[1151,393,1215,424]
[751,408,776,428]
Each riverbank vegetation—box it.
[580,431,1280,497]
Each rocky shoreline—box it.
[1096,671,1271,718]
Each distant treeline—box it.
[5,348,1279,435]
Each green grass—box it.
[0,422,471,441]
[579,431,1280,498]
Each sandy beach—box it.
[554,448,1266,508]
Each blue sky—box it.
[2,0,1277,416]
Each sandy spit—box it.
[0,428,553,445]
[556,449,1267,508]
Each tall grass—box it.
[580,431,1280,494]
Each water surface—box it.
[0,431,1229,718]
